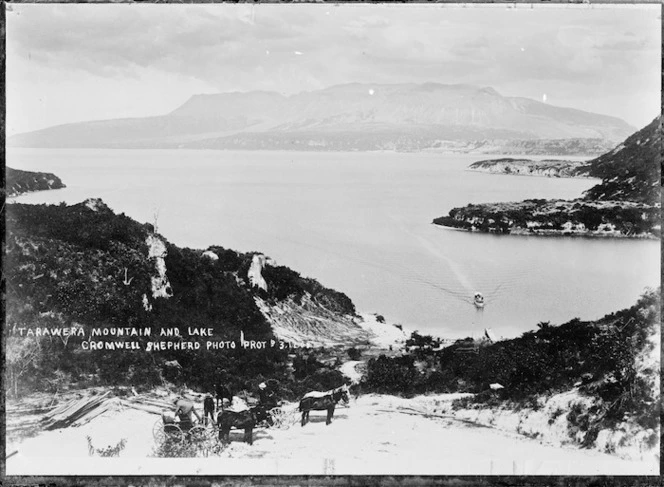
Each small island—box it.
[5,167,66,197]
[435,116,661,239]
[468,158,591,178]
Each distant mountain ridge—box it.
[9,83,634,153]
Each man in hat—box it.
[258,382,278,409]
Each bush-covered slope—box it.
[583,116,661,204]
[363,289,660,436]
[5,200,356,396]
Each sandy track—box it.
[6,393,657,476]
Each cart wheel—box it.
[189,424,217,457]
[164,424,185,444]
[269,408,285,428]
[188,425,209,443]
[153,419,165,442]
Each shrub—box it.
[347,347,362,361]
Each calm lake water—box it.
[7,149,660,338]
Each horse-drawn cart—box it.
[152,411,214,446]
[266,405,300,429]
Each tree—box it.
[7,336,41,398]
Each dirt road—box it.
[6,393,657,476]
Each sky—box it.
[6,3,661,135]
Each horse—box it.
[216,405,272,445]
[215,383,233,409]
[299,385,349,427]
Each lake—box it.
[7,148,660,338]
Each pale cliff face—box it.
[146,235,172,299]
[248,254,270,292]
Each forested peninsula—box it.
[5,167,66,197]
[434,116,661,238]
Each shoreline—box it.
[433,222,660,240]
[465,167,596,180]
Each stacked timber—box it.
[36,389,201,429]
[40,391,113,430]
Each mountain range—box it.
[9,83,634,154]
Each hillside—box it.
[434,117,662,238]
[5,199,393,399]
[8,83,633,154]
[5,167,66,197]
[360,289,660,460]
[583,116,661,204]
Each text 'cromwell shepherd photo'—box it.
[4,2,661,477]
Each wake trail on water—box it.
[223,217,542,315]
[415,235,476,294]
[395,218,545,307]
[226,219,470,309]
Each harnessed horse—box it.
[298,385,349,427]
[216,405,272,445]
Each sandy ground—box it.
[338,361,362,384]
[6,393,658,476]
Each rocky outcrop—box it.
[468,158,591,178]
[248,254,274,292]
[146,235,172,299]
[6,167,66,197]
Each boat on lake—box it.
[474,292,485,308]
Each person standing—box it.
[173,397,201,431]
[203,392,216,426]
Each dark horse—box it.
[299,385,349,427]
[215,383,233,409]
[217,405,272,445]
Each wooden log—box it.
[6,406,56,415]
[121,402,163,415]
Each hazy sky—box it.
[6,3,661,135]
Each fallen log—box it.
[121,402,164,416]
[6,405,57,415]
[127,397,172,409]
